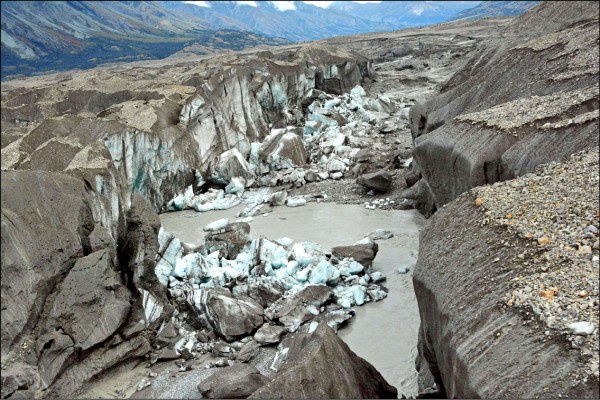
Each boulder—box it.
[157,348,181,361]
[211,148,255,184]
[186,287,264,341]
[357,170,392,193]
[254,324,286,344]
[266,190,288,206]
[212,342,234,358]
[260,129,307,170]
[205,222,251,259]
[367,229,394,241]
[155,322,179,348]
[197,363,270,399]
[275,304,316,333]
[312,306,355,332]
[331,242,379,268]
[304,170,318,182]
[249,323,398,399]
[236,340,261,363]
[326,157,347,173]
[233,279,285,308]
[293,285,334,307]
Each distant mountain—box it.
[329,1,483,28]
[449,1,541,21]
[162,1,483,41]
[160,1,382,42]
[0,1,289,80]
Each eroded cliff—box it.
[410,1,600,397]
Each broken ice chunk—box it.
[203,218,229,232]
[351,285,366,306]
[286,197,307,207]
[309,260,336,285]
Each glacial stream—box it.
[160,202,426,396]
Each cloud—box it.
[236,1,258,6]
[185,1,384,10]
[270,1,297,11]
[301,1,332,7]
[184,1,211,7]
[300,1,381,8]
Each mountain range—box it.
[161,1,483,42]
[449,1,539,20]
[0,1,289,80]
[1,1,541,80]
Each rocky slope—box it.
[414,150,599,398]
[410,1,599,397]
[407,0,599,216]
[449,0,540,21]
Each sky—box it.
[184,1,383,10]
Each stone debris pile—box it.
[147,219,388,371]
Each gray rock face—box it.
[250,323,398,399]
[48,336,151,397]
[413,189,599,399]
[0,169,161,398]
[197,363,270,399]
[331,242,379,268]
[0,362,44,399]
[186,287,264,341]
[1,171,93,357]
[408,1,599,215]
[357,169,392,193]
[38,250,130,382]
[120,193,162,290]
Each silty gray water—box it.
[160,202,426,397]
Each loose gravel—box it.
[473,149,600,379]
